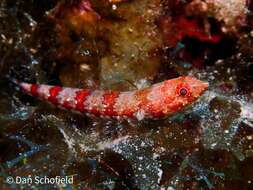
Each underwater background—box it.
[0,0,253,189]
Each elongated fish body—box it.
[18,76,208,120]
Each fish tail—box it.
[18,82,93,112]
[18,82,123,117]
[19,82,58,102]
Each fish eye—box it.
[176,83,191,97]
[179,87,188,96]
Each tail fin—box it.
[8,75,90,112]
[16,82,82,110]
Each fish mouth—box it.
[192,80,209,97]
[182,76,209,96]
[196,81,209,91]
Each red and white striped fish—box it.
[18,76,208,120]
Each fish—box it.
[17,76,208,120]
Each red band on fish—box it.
[62,100,73,110]
[31,84,39,96]
[48,86,62,104]
[150,109,165,118]
[90,108,100,116]
[102,91,119,116]
[75,89,90,112]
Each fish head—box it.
[163,76,209,113]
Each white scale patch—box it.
[146,84,163,103]
[114,91,139,115]
[134,109,147,120]
[147,82,178,115]
[57,88,79,108]
[37,85,51,100]
[146,83,166,114]
[84,90,105,112]
[19,83,32,94]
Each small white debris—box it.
[157,168,163,184]
[112,4,117,10]
[153,153,160,159]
